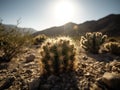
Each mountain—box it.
[1,24,37,34]
[33,14,120,37]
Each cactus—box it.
[80,32,107,54]
[39,36,77,75]
[33,34,47,45]
[103,42,120,55]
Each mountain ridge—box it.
[1,24,37,34]
[33,14,120,37]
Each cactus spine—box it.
[33,34,47,45]
[103,42,120,55]
[39,36,77,75]
[81,32,107,54]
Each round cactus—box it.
[80,32,107,54]
[103,42,120,55]
[39,36,77,75]
[33,34,47,45]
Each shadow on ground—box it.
[29,71,79,90]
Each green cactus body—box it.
[39,37,77,75]
[104,42,120,55]
[81,32,107,54]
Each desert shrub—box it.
[103,42,120,55]
[39,36,77,75]
[80,32,107,54]
[33,34,47,45]
[0,24,31,62]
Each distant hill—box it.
[1,24,37,34]
[33,14,120,37]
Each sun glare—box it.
[54,0,76,23]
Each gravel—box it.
[0,48,120,90]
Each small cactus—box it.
[33,34,47,45]
[80,32,107,54]
[39,36,77,75]
[103,42,120,55]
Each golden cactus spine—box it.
[81,32,107,54]
[103,42,120,55]
[39,36,77,75]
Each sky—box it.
[0,0,120,30]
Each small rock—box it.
[109,60,117,66]
[85,72,91,77]
[25,54,35,63]
[12,68,18,72]
[102,72,120,89]
[26,70,33,74]
[82,56,88,60]
[93,72,120,90]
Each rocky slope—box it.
[0,46,120,90]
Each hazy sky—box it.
[0,0,120,30]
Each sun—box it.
[54,0,76,23]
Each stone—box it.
[82,56,88,60]
[93,72,120,90]
[25,54,35,63]
[25,70,33,74]
[85,72,91,78]
[102,72,120,89]
[12,68,18,72]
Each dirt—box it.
[0,47,120,90]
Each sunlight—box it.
[53,0,77,23]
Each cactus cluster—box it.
[80,32,107,54]
[33,34,47,45]
[39,36,77,75]
[103,42,120,55]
